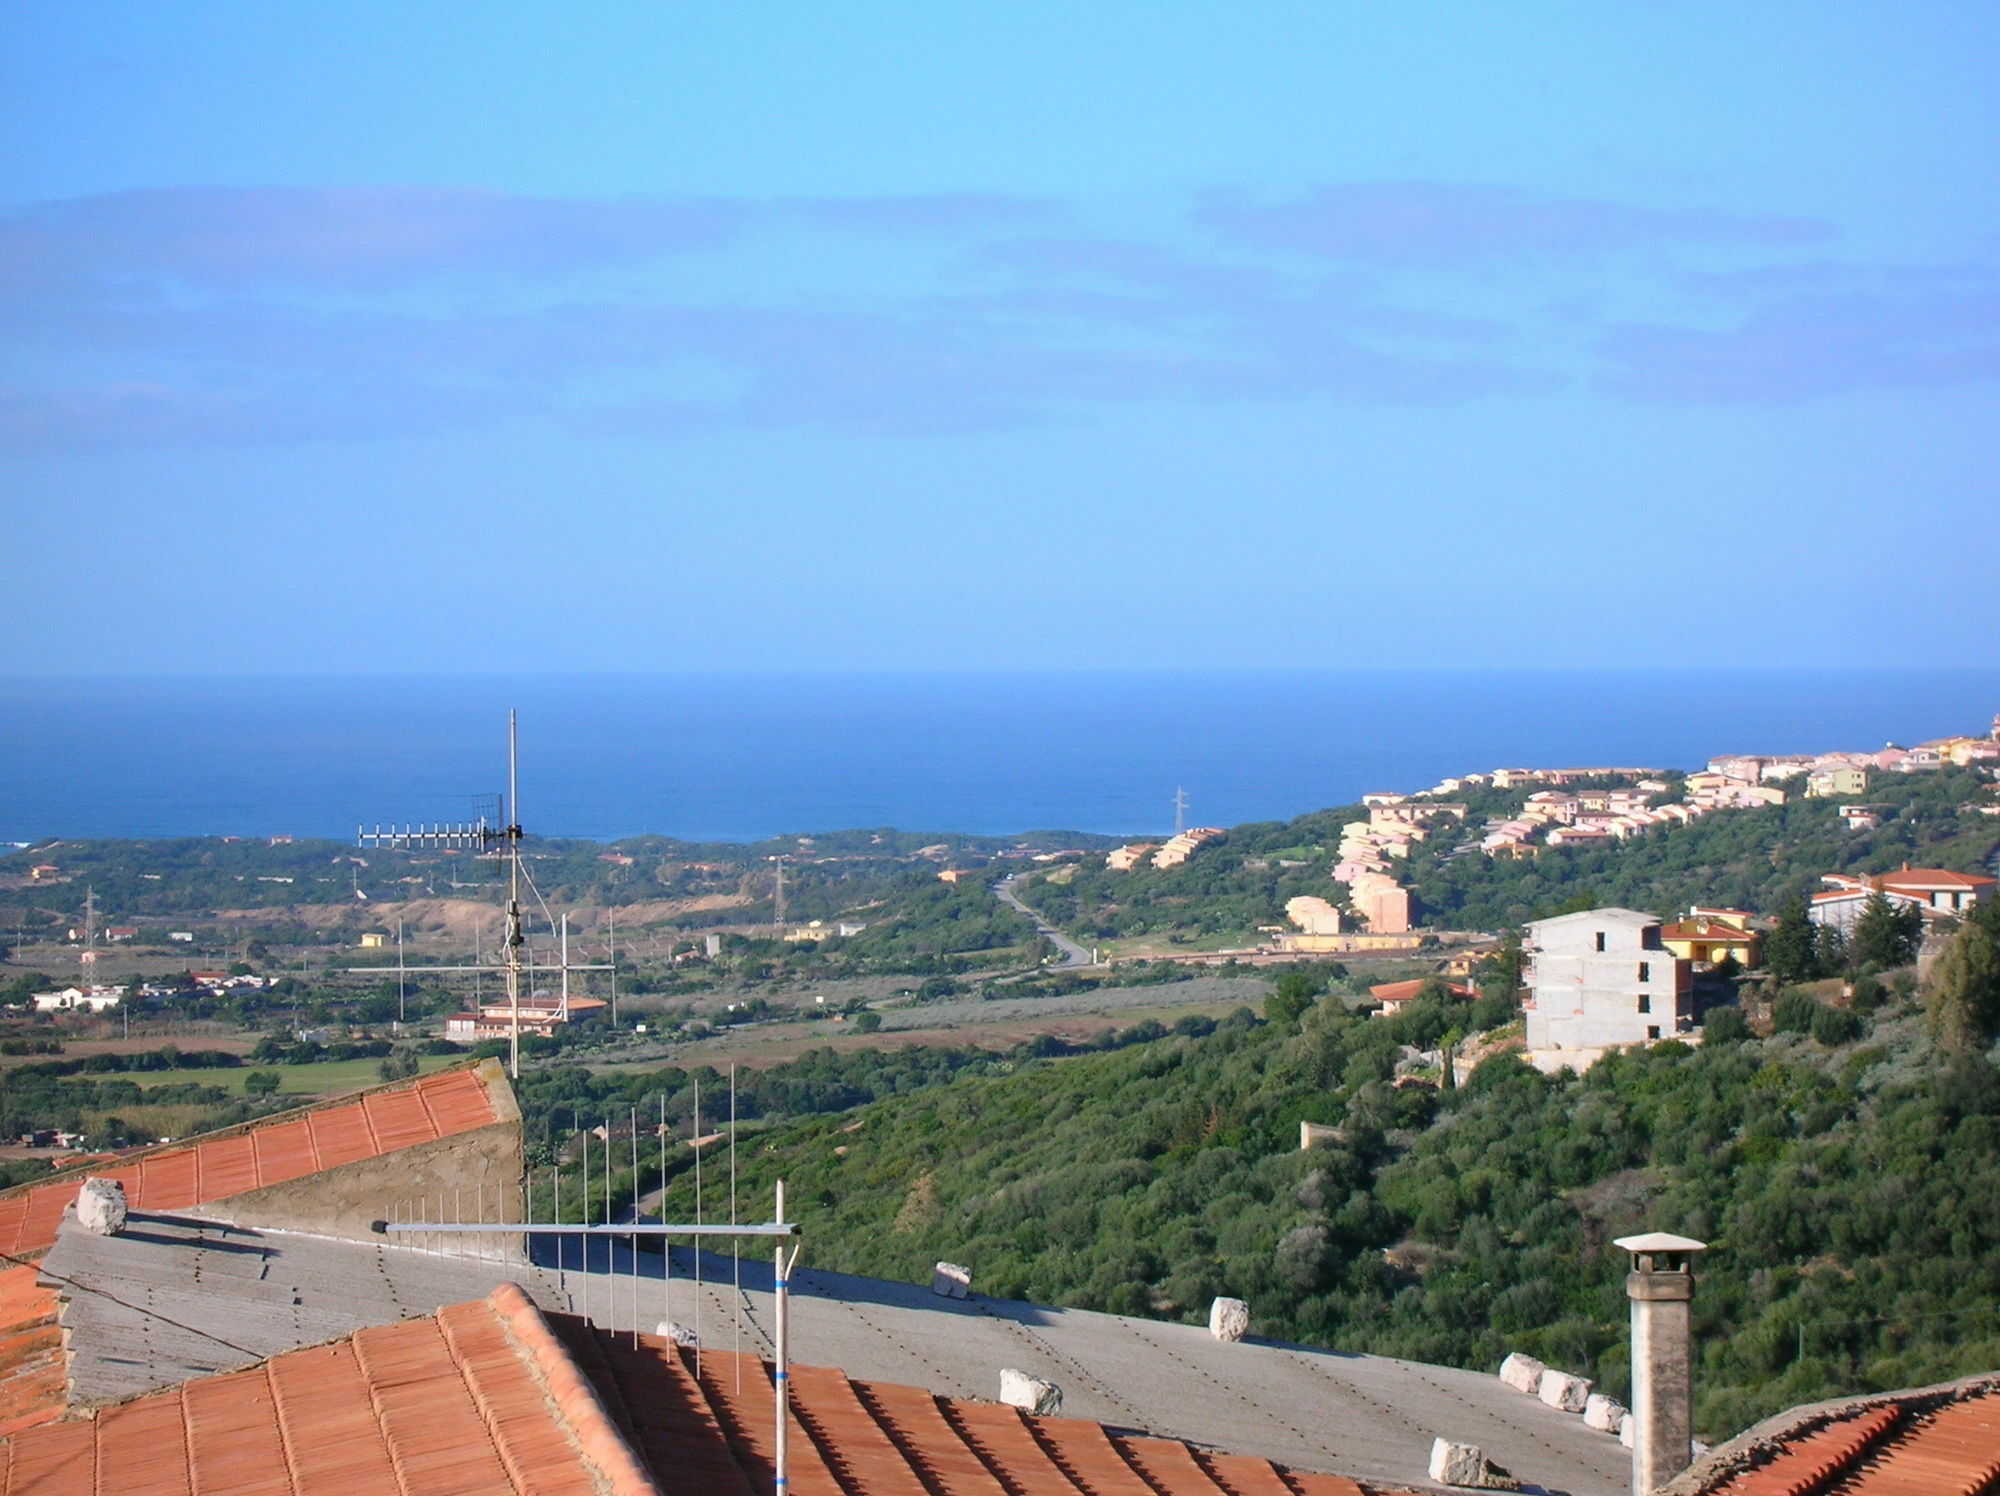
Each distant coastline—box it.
[3,668,1998,844]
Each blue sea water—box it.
[1,671,1996,845]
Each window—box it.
[1594,931,1606,952]
[1646,1025,1661,1040]
[1637,994,1651,1013]
[1638,961,1650,982]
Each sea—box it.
[2,670,1996,846]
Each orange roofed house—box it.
[1808,866,1996,935]
[1659,908,1764,969]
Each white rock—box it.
[1208,1296,1250,1342]
[999,1368,1063,1416]
[1538,1369,1593,1412]
[656,1321,700,1347]
[931,1261,971,1299]
[1620,1417,1638,1449]
[1427,1438,1521,1490]
[75,1177,127,1236]
[1583,1394,1626,1433]
[1497,1352,1547,1395]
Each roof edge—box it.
[1660,1369,2000,1495]
[484,1282,658,1496]
[0,1059,517,1226]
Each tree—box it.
[1764,902,1819,985]
[1851,893,1923,972]
[1478,930,1524,1003]
[242,1069,282,1097]
[1264,969,1321,1027]
[1926,900,2000,1051]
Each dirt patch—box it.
[210,894,753,939]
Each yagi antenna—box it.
[352,709,610,1080]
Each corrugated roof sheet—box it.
[0,1066,502,1261]
[1686,1377,2000,1496]
[0,1286,642,1496]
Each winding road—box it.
[993,872,1097,971]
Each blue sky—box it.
[3,4,1997,673]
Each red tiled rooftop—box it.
[0,1269,62,1440]
[1368,980,1474,1004]
[1690,1378,2000,1496]
[0,1065,503,1261]
[0,1285,644,1496]
[1880,869,1995,891]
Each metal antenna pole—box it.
[506,708,524,1080]
[732,1063,741,1392]
[396,916,406,1025]
[694,1078,704,1376]
[774,1178,792,1496]
[560,913,570,1024]
[608,909,617,1026]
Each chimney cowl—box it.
[1614,1232,1706,1274]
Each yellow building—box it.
[1659,916,1761,968]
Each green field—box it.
[130,1054,462,1097]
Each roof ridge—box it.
[485,1283,658,1496]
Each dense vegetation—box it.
[505,904,2000,1444]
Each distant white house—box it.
[1523,908,1692,1063]
[33,985,123,1013]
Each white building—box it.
[33,985,123,1013]
[1523,909,1692,1058]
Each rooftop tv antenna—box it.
[355,710,608,1079]
[1173,785,1189,836]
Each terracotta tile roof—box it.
[1880,869,1995,892]
[1685,1376,2000,1496]
[558,1324,1429,1496]
[0,1065,503,1262]
[1661,921,1761,942]
[0,1285,644,1496]
[1368,980,1474,1004]
[0,1269,62,1440]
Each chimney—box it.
[1614,1232,1707,1495]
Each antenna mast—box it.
[353,710,607,1082]
[504,708,525,1080]
[1173,785,1189,836]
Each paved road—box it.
[994,873,1097,970]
